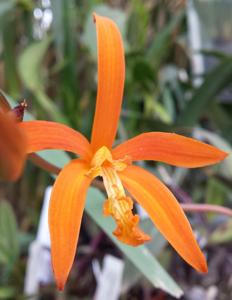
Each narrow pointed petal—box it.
[91,14,125,151]
[49,159,91,290]
[113,132,228,168]
[120,165,208,273]
[0,112,26,181]
[19,121,92,160]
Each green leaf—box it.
[127,0,149,50]
[2,11,20,98]
[147,96,172,124]
[0,286,16,299]
[51,0,76,61]
[177,57,232,125]
[51,0,80,126]
[18,36,51,92]
[140,219,167,256]
[86,187,183,298]
[208,103,232,143]
[143,93,172,124]
[0,0,16,19]
[210,219,232,245]
[206,178,229,205]
[18,37,68,123]
[122,259,142,292]
[146,11,184,70]
[199,49,229,60]
[0,201,19,266]
[51,0,66,59]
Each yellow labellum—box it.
[88,146,151,246]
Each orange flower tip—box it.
[191,253,208,274]
[204,148,229,166]
[57,284,64,291]
[221,151,229,160]
[54,269,69,291]
[56,278,66,291]
[198,258,208,274]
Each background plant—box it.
[0,0,232,299]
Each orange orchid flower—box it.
[18,14,227,289]
[0,95,26,181]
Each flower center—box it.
[87,146,151,246]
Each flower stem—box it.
[181,203,232,217]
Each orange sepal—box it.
[0,112,26,181]
[90,13,125,151]
[113,132,228,168]
[49,159,92,290]
[19,121,92,160]
[120,165,208,273]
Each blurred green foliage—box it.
[0,0,232,299]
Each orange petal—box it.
[120,165,208,273]
[19,121,92,160]
[0,112,26,181]
[49,159,92,290]
[90,13,125,151]
[113,132,228,168]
